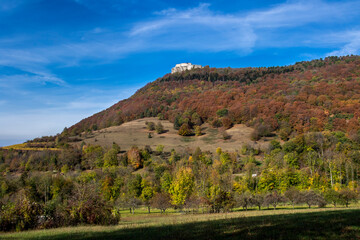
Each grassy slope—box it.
[1,143,59,151]
[76,117,273,152]
[2,207,360,240]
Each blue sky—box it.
[1,0,360,146]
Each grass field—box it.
[1,207,360,240]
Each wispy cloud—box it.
[1,0,359,79]
[326,30,360,56]
[128,0,360,54]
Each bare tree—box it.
[150,193,172,213]
[263,191,286,210]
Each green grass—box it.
[180,136,196,143]
[201,128,218,144]
[2,207,360,240]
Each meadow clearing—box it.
[77,117,273,153]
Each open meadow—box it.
[1,206,360,240]
[76,117,273,153]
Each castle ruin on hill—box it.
[171,63,203,73]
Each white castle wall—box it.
[171,63,203,73]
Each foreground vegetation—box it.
[1,207,360,239]
[1,127,360,232]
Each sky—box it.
[1,0,360,146]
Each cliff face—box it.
[68,56,360,137]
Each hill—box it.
[68,55,360,140]
[1,56,360,235]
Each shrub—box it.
[155,122,165,134]
[211,119,222,128]
[195,126,202,136]
[156,145,164,154]
[0,195,42,231]
[216,108,229,117]
[146,121,155,131]
[66,183,119,225]
[178,123,192,136]
[251,123,271,141]
[222,117,232,129]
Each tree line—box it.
[1,128,360,231]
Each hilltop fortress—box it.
[171,63,203,73]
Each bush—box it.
[195,126,202,136]
[146,121,155,131]
[178,123,193,136]
[66,183,119,225]
[156,145,164,154]
[251,123,271,141]
[216,108,229,117]
[0,195,42,231]
[222,117,232,129]
[155,122,165,134]
[211,119,222,128]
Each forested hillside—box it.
[69,55,360,139]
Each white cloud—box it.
[245,0,360,28]
[326,30,360,56]
[128,1,360,53]
[0,73,66,90]
[0,86,138,145]
[1,0,359,76]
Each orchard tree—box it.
[263,191,286,210]
[284,187,301,209]
[339,188,357,207]
[150,193,171,213]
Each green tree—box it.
[140,180,155,213]
[324,189,341,207]
[169,168,194,208]
[103,148,118,167]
